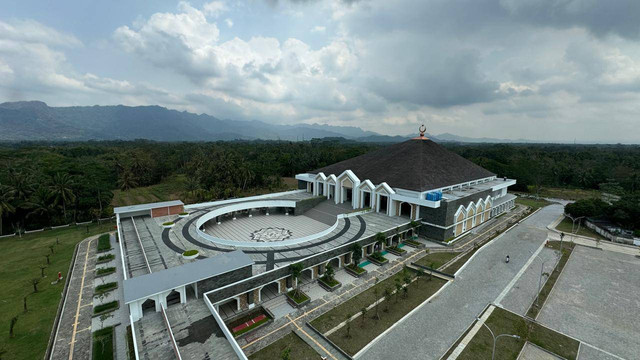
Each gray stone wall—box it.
[196,265,253,298]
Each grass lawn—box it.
[327,277,447,356]
[97,234,111,252]
[458,307,579,360]
[444,248,478,274]
[111,174,186,207]
[555,217,606,240]
[0,222,114,360]
[515,197,551,211]
[414,251,458,270]
[97,253,115,264]
[92,326,114,360]
[533,187,601,201]
[94,301,119,315]
[310,272,405,333]
[318,276,340,287]
[249,332,321,360]
[526,241,575,319]
[95,282,118,295]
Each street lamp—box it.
[477,317,521,360]
[528,249,554,308]
[564,214,584,243]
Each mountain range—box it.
[0,101,530,143]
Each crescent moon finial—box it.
[419,124,426,137]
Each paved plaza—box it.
[358,204,564,359]
[537,245,640,360]
[203,213,330,243]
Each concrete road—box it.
[357,204,564,360]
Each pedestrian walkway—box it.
[293,322,350,360]
[50,235,98,360]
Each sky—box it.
[1,0,640,143]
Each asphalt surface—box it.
[358,204,564,360]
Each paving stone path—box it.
[50,234,98,360]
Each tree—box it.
[415,267,425,286]
[25,187,53,226]
[375,232,386,250]
[9,316,18,338]
[345,313,352,338]
[45,254,50,265]
[98,313,113,330]
[324,263,335,282]
[50,173,76,221]
[23,296,28,312]
[360,307,367,326]
[395,280,402,303]
[31,278,40,293]
[351,243,362,266]
[281,347,291,360]
[0,184,16,236]
[289,263,303,298]
[373,277,380,320]
[39,265,47,278]
[383,288,392,312]
[49,245,55,254]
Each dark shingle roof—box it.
[312,138,495,192]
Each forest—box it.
[0,139,639,235]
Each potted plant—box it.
[285,263,310,307]
[345,243,367,277]
[182,249,199,260]
[318,263,341,292]
[162,221,175,229]
[178,212,189,218]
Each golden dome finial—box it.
[419,124,426,137]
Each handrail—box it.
[160,305,182,360]
[131,217,152,274]
[129,314,140,360]
[203,295,248,359]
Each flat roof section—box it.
[114,200,184,215]
[124,250,254,303]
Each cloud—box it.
[311,25,326,33]
[224,18,233,28]
[203,1,228,17]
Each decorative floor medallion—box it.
[250,227,293,242]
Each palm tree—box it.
[0,184,16,236]
[49,173,75,221]
[25,187,53,226]
[118,169,138,191]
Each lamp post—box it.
[477,317,520,360]
[565,214,584,243]
[528,249,552,308]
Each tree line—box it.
[1,139,638,235]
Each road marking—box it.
[288,315,337,360]
[447,305,496,360]
[68,238,93,360]
[495,240,546,306]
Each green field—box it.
[458,307,579,360]
[555,217,606,240]
[515,197,551,210]
[0,223,113,360]
[111,174,187,207]
[532,187,601,201]
[414,251,458,270]
[111,175,298,207]
[249,332,321,360]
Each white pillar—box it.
[179,286,187,304]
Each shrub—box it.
[93,326,114,360]
[97,234,111,252]
[369,252,387,262]
[94,301,118,314]
[95,282,118,294]
[162,222,174,226]
[347,263,366,274]
[97,254,115,263]
[183,249,198,257]
[96,267,116,276]
[179,212,189,216]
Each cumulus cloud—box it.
[4,0,640,142]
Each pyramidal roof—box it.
[312,138,495,192]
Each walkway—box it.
[358,204,565,359]
[50,235,97,360]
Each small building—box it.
[114,200,184,218]
[295,133,516,242]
